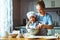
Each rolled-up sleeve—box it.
[48,15,53,25]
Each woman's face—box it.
[36,4,45,15]
[29,16,36,23]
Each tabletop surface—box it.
[0,37,60,40]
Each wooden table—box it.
[20,38,60,40]
[0,38,60,40]
[0,38,24,40]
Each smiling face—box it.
[29,16,36,23]
[36,1,46,16]
[36,4,45,15]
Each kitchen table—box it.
[19,37,60,40]
[0,36,60,40]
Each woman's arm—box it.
[36,23,53,29]
[41,24,53,29]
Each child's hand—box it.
[26,25,30,29]
[36,25,40,29]
[36,23,42,29]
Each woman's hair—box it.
[36,1,45,9]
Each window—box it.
[0,0,13,37]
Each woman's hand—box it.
[36,23,45,29]
[40,24,45,28]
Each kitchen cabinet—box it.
[44,0,60,8]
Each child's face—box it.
[29,16,36,23]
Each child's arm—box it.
[26,21,30,29]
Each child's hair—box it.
[26,11,37,22]
[27,11,36,19]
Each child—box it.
[26,11,47,36]
[26,11,40,29]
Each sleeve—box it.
[48,15,53,25]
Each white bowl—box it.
[27,29,39,35]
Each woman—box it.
[35,0,53,35]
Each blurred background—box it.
[0,0,60,37]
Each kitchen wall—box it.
[44,0,60,8]
[13,0,21,29]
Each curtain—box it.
[0,0,13,37]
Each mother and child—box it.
[26,0,53,36]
